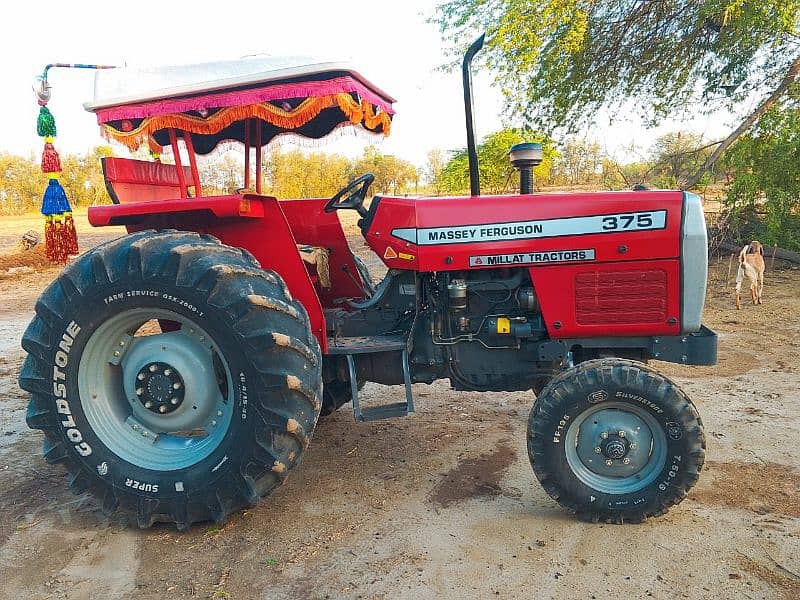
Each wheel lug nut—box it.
[136,388,144,396]
[605,459,613,466]
[164,369,172,376]
[145,401,153,409]
[159,405,168,413]
[137,373,146,381]
[173,382,182,390]
[623,458,631,464]
[149,364,159,372]
[171,398,179,405]
[594,447,601,454]
[211,420,217,427]
[132,424,140,431]
[217,411,223,417]
[600,432,608,439]
[630,443,637,450]
[618,430,626,438]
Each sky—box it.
[2,0,736,168]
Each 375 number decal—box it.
[602,213,654,231]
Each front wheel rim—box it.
[77,308,235,471]
[563,401,668,495]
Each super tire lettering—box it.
[51,321,92,457]
[125,478,159,493]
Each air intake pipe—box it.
[509,142,543,194]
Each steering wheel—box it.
[324,173,375,216]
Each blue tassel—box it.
[41,178,72,216]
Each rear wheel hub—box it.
[136,361,185,414]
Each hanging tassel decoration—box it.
[41,140,62,173]
[37,105,57,137]
[35,77,78,265]
[64,212,78,255]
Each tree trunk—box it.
[682,57,800,190]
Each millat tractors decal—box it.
[469,249,595,267]
[391,210,667,246]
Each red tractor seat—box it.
[101,157,194,204]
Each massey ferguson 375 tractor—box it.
[20,37,716,529]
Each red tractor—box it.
[20,38,715,529]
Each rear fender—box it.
[88,195,327,352]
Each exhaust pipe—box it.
[462,33,485,197]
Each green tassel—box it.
[37,106,57,138]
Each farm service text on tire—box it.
[527,358,705,523]
[19,231,322,529]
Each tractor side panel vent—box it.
[575,270,668,325]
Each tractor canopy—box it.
[84,56,396,155]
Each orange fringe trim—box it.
[103,93,391,151]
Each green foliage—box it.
[264,149,352,198]
[349,146,419,196]
[437,128,557,194]
[723,102,800,250]
[263,146,418,199]
[649,132,715,188]
[550,137,603,186]
[432,1,800,131]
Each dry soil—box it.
[0,219,798,599]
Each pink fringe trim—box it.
[95,76,395,124]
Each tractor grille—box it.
[575,269,668,325]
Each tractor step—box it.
[356,402,411,421]
[327,334,407,354]
[343,346,415,422]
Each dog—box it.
[735,240,765,309]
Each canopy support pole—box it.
[254,121,262,194]
[183,131,203,198]
[244,119,251,190]
[168,128,188,198]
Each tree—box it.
[432,1,800,187]
[552,137,603,186]
[263,148,351,198]
[350,146,418,196]
[649,132,716,188]
[437,128,557,194]
[723,100,800,250]
[423,149,447,195]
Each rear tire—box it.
[527,358,704,523]
[19,231,322,529]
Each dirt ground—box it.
[0,217,799,600]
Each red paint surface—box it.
[365,190,685,337]
[89,195,328,352]
[278,198,369,306]
[88,188,690,346]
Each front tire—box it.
[527,358,705,523]
[20,231,322,529]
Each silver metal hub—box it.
[564,401,668,494]
[78,308,234,471]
